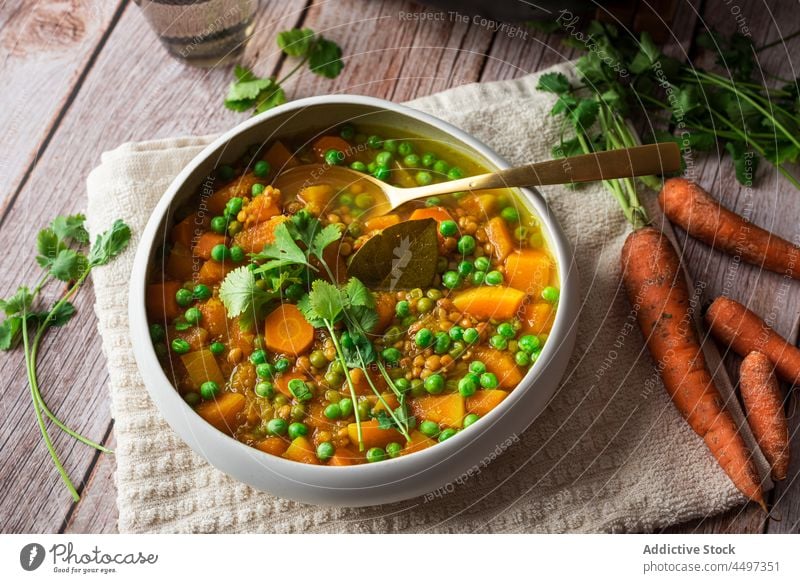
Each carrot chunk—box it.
[235,215,289,254]
[199,298,228,337]
[181,349,225,388]
[520,301,555,335]
[193,232,227,260]
[256,437,289,456]
[207,173,262,215]
[165,243,198,281]
[471,347,524,389]
[195,392,246,435]
[402,430,436,455]
[347,420,402,449]
[485,216,514,260]
[263,304,315,356]
[264,141,298,171]
[452,286,525,320]
[409,206,453,225]
[364,214,401,232]
[409,394,465,427]
[197,259,235,284]
[146,281,184,320]
[283,436,319,464]
[312,136,353,161]
[466,390,509,416]
[505,250,552,295]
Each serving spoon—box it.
[274,142,681,219]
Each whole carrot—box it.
[621,227,765,507]
[740,352,790,480]
[706,296,800,385]
[659,178,800,278]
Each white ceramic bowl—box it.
[130,95,579,506]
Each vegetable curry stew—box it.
[146,125,559,466]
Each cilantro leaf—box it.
[254,84,287,114]
[255,222,313,271]
[219,266,278,329]
[48,301,76,327]
[308,223,342,262]
[234,65,256,82]
[88,220,131,267]
[308,279,344,323]
[629,32,661,74]
[297,293,325,328]
[309,38,344,79]
[570,99,599,130]
[536,72,570,95]
[344,277,374,309]
[48,249,88,282]
[0,316,22,350]
[36,228,67,268]
[277,28,316,57]
[0,286,33,316]
[51,214,89,244]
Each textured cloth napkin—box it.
[87,66,762,533]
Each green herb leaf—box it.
[48,301,76,327]
[255,222,313,271]
[308,279,344,323]
[277,28,316,57]
[219,266,278,329]
[48,249,88,282]
[629,32,661,74]
[36,229,67,268]
[344,277,374,309]
[0,286,33,316]
[308,223,342,262]
[88,220,131,267]
[288,378,313,401]
[570,99,599,130]
[297,293,325,328]
[51,214,89,244]
[0,316,22,350]
[536,72,570,95]
[309,37,344,79]
[254,84,287,114]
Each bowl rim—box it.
[129,94,578,491]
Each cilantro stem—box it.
[324,322,364,450]
[21,306,80,502]
[358,356,411,442]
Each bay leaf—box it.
[347,218,438,290]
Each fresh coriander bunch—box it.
[225,27,344,115]
[0,215,131,500]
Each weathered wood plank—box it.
[0,0,126,213]
[270,0,494,102]
[0,0,308,534]
[62,432,118,534]
[664,0,800,534]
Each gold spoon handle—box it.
[395,142,681,200]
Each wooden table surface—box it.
[1,0,799,534]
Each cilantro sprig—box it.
[225,27,344,115]
[0,215,131,501]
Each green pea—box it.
[217,165,234,181]
[433,332,451,355]
[426,288,443,300]
[149,323,165,342]
[339,124,355,140]
[410,378,426,397]
[210,244,229,262]
[366,447,386,463]
[375,151,393,166]
[253,160,270,177]
[255,381,274,398]
[227,246,243,262]
[175,288,193,307]
[227,220,242,236]
[398,142,414,156]
[458,375,478,397]
[497,322,516,339]
[382,139,398,152]
[529,231,544,248]
[288,422,308,439]
[415,328,434,348]
[403,154,420,167]
[183,392,201,406]
[417,296,435,313]
[471,270,485,285]
[309,350,327,369]
[463,328,479,344]
[439,220,458,237]
[490,335,508,350]
[425,197,442,207]
[251,183,265,196]
[339,398,354,418]
[367,135,383,149]
[250,349,267,365]
[469,360,486,375]
[519,334,541,353]
[415,171,433,186]
[447,167,464,180]
[193,284,211,300]
[421,152,437,167]
[266,418,288,436]
[480,372,499,389]
[330,359,345,374]
[350,161,368,172]
[457,260,473,276]
[210,216,227,234]
[395,300,410,318]
[449,326,464,341]
[324,403,342,420]
[485,270,504,286]
[514,226,528,240]
[474,256,490,271]
[432,159,449,175]
[457,235,476,255]
[171,338,190,354]
[274,394,289,407]
[357,399,372,419]
[324,389,341,403]
[285,283,305,301]
[500,206,519,223]
[317,441,335,462]
[324,149,343,166]
[448,342,465,360]
[442,271,461,289]
[424,374,445,394]
[200,381,220,400]
[515,350,531,366]
[256,363,274,379]
[225,197,243,216]
[394,378,411,393]
[463,413,480,428]
[419,420,439,438]
[274,358,291,373]
[438,428,458,442]
[409,288,424,300]
[386,442,403,458]
[384,326,403,344]
[402,315,416,327]
[209,341,225,355]
[355,192,374,209]
[542,286,560,303]
[382,347,402,364]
